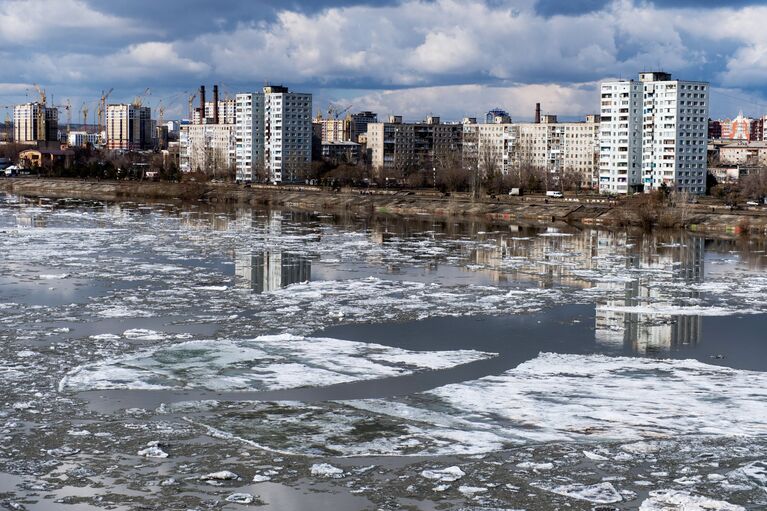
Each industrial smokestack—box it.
[535,103,541,124]
[199,85,206,123]
[212,85,219,124]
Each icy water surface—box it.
[2,193,767,509]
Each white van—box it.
[546,191,564,198]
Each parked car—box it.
[546,191,564,198]
[746,201,760,207]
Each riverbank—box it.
[1,177,766,236]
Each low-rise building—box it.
[321,141,360,164]
[19,147,74,170]
[719,141,767,166]
[67,131,99,147]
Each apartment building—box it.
[235,85,312,184]
[67,131,99,147]
[349,111,378,142]
[106,104,152,151]
[719,141,767,166]
[599,72,709,195]
[367,116,462,177]
[598,80,643,194]
[462,114,600,187]
[13,103,58,144]
[180,84,236,174]
[180,124,236,175]
[316,117,350,143]
[462,120,516,175]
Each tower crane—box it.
[97,88,113,146]
[33,84,47,140]
[53,99,72,137]
[81,102,89,130]
[133,88,151,108]
[327,103,352,120]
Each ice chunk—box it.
[534,482,622,504]
[225,493,255,504]
[421,466,465,482]
[638,490,745,510]
[458,485,487,496]
[516,462,553,471]
[138,443,168,458]
[310,463,345,478]
[201,470,240,481]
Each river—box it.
[1,193,766,510]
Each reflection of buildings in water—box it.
[595,235,705,353]
[235,251,311,293]
[180,212,231,231]
[16,214,46,228]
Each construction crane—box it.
[327,103,352,120]
[133,87,151,108]
[157,100,165,127]
[32,84,47,140]
[97,88,114,146]
[33,84,46,106]
[53,99,72,136]
[81,102,89,131]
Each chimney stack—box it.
[212,85,219,124]
[199,85,206,123]
[535,103,541,124]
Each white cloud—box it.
[0,0,141,43]
[343,82,599,121]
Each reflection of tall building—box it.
[235,251,311,293]
[595,235,705,353]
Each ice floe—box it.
[59,334,495,392]
[638,490,744,510]
[532,481,622,504]
[192,353,767,457]
[310,463,345,478]
[421,466,465,482]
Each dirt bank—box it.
[2,178,766,236]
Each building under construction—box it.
[105,104,152,151]
[13,103,58,144]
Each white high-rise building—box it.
[235,86,312,184]
[599,72,709,195]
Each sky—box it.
[2,0,767,123]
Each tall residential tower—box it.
[599,72,709,194]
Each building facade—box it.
[714,112,763,141]
[235,86,312,184]
[13,103,58,144]
[67,131,99,147]
[180,124,236,175]
[719,141,767,166]
[599,72,709,195]
[349,111,378,142]
[462,114,600,187]
[106,104,152,151]
[367,116,462,177]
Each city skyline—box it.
[1,0,767,121]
